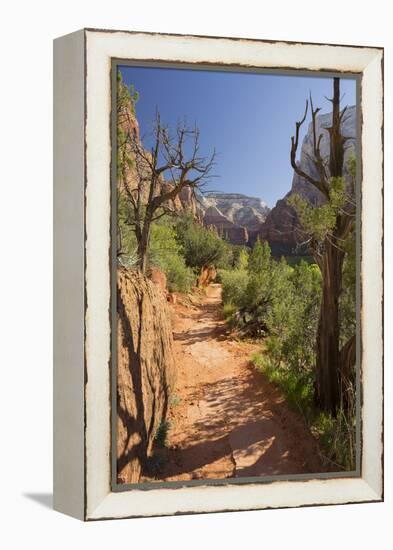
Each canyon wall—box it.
[117,267,176,484]
[198,193,270,246]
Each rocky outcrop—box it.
[203,205,249,245]
[117,267,176,484]
[178,187,203,221]
[197,265,217,288]
[200,193,269,246]
[147,265,167,295]
[203,193,269,228]
[257,105,356,255]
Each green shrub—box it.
[118,196,195,291]
[220,240,322,373]
[150,222,195,292]
[222,302,238,319]
[175,214,233,270]
[232,246,250,270]
[247,238,271,274]
[165,259,195,293]
[339,229,356,347]
[154,420,171,448]
[220,269,249,307]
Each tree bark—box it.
[316,236,345,413]
[137,221,151,274]
[290,78,356,415]
[314,78,349,415]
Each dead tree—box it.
[290,78,356,414]
[119,110,215,273]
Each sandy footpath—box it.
[156,284,323,481]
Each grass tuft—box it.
[169,393,181,407]
[251,350,355,471]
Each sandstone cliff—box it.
[257,105,356,255]
[117,267,176,484]
[203,205,249,245]
[199,193,270,246]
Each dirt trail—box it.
[157,284,323,481]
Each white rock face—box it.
[201,193,270,231]
[259,104,357,254]
[291,105,357,203]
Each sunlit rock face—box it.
[117,267,176,484]
[198,193,270,246]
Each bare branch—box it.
[290,99,330,199]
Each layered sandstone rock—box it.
[117,267,176,484]
[200,193,269,246]
[197,265,217,288]
[147,265,167,295]
[203,193,269,229]
[203,205,249,245]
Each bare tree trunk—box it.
[137,222,151,274]
[290,77,355,415]
[315,78,347,415]
[316,237,345,413]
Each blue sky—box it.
[120,66,356,208]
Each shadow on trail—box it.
[158,363,319,479]
[173,302,228,345]
[158,283,323,482]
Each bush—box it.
[149,222,195,292]
[117,201,195,292]
[222,302,238,320]
[175,214,233,270]
[339,229,356,347]
[154,420,171,448]
[232,246,249,270]
[220,240,322,371]
[268,260,321,374]
[118,205,237,291]
[247,238,271,274]
[220,269,249,307]
[163,255,195,293]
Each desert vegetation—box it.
[116,70,357,483]
[220,238,355,469]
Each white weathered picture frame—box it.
[53,28,383,521]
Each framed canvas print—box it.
[53,29,384,520]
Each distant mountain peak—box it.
[194,191,270,246]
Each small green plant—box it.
[169,393,181,407]
[144,452,167,478]
[251,350,314,415]
[154,420,171,448]
[252,349,355,470]
[222,302,237,320]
